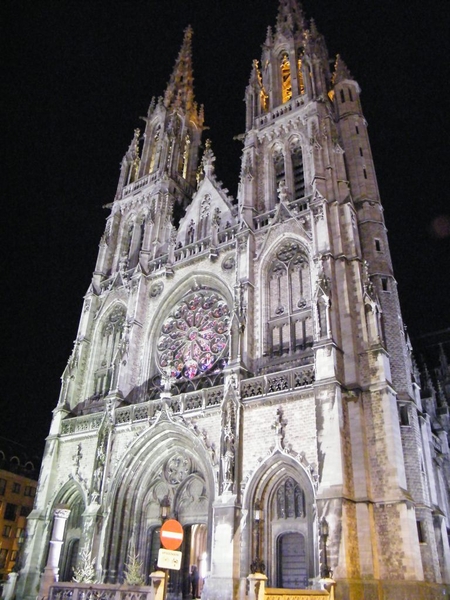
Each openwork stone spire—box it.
[275,0,306,36]
[164,25,195,113]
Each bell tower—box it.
[94,26,205,293]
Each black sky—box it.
[3,0,449,456]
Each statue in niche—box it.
[220,397,237,492]
[221,425,235,488]
[278,179,289,203]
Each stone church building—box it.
[17,1,450,599]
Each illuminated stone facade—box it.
[18,2,450,599]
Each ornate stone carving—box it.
[221,255,235,271]
[150,281,164,298]
[157,287,230,381]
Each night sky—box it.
[3,1,449,456]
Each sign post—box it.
[159,519,184,600]
[160,519,184,551]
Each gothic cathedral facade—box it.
[18,2,450,599]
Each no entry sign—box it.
[160,519,184,550]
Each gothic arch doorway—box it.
[104,424,214,587]
[246,456,317,588]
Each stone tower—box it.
[17,2,450,599]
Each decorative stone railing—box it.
[48,582,155,600]
[241,365,315,400]
[255,96,306,128]
[60,414,104,435]
[254,196,311,230]
[114,386,223,425]
[60,367,314,435]
[121,172,160,198]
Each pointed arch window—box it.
[297,56,305,96]
[182,133,191,179]
[266,242,313,362]
[280,53,292,103]
[277,478,305,519]
[94,305,126,396]
[120,220,134,264]
[274,150,285,202]
[291,146,305,199]
[149,126,161,173]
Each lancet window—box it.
[182,133,191,179]
[274,150,285,201]
[93,305,126,396]
[266,242,313,360]
[291,146,305,199]
[149,125,161,173]
[297,56,305,96]
[280,53,292,104]
[120,220,134,265]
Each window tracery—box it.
[291,145,305,199]
[94,305,126,396]
[157,288,230,381]
[276,477,305,519]
[266,242,312,360]
[273,149,285,205]
[149,125,161,173]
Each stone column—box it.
[247,572,267,600]
[202,496,241,600]
[2,572,19,600]
[38,506,70,598]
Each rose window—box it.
[157,288,230,380]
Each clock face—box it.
[157,288,230,380]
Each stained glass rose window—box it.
[157,288,230,380]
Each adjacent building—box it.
[17,2,450,599]
[0,439,38,592]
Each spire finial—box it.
[275,0,306,36]
[332,54,353,85]
[164,25,195,113]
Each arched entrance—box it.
[104,421,214,587]
[54,485,85,582]
[245,455,317,588]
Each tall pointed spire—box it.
[164,25,195,113]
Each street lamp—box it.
[320,517,331,578]
[160,496,170,523]
[250,500,265,574]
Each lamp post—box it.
[160,496,170,523]
[250,500,265,574]
[159,496,171,599]
[320,517,331,579]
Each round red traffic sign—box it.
[160,519,184,550]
